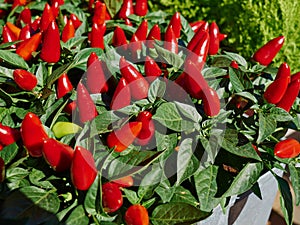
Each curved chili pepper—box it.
[202,87,220,117]
[112,176,134,188]
[107,121,142,152]
[112,26,127,48]
[2,25,17,48]
[134,19,148,41]
[264,76,289,104]
[71,146,97,190]
[92,1,106,25]
[118,0,134,19]
[144,56,162,83]
[19,24,31,41]
[40,3,55,31]
[102,182,123,213]
[168,12,181,39]
[190,20,205,33]
[275,62,290,81]
[252,36,285,66]
[31,17,41,32]
[40,21,61,63]
[119,57,149,100]
[61,19,75,42]
[51,0,60,18]
[146,24,161,48]
[6,22,21,39]
[129,34,142,61]
[77,82,98,123]
[110,78,131,110]
[187,22,208,51]
[86,52,109,94]
[164,25,178,54]
[56,73,76,114]
[0,123,21,146]
[134,111,155,146]
[70,13,82,29]
[208,22,220,55]
[21,112,49,157]
[43,138,74,172]
[134,0,148,16]
[90,22,106,49]
[16,32,42,61]
[274,139,300,158]
[276,79,300,112]
[13,69,37,91]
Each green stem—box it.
[269,135,280,143]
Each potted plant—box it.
[0,0,299,225]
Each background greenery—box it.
[149,0,300,72]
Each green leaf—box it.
[194,165,220,212]
[171,186,199,207]
[6,167,30,190]
[180,14,195,42]
[0,142,18,164]
[155,185,176,203]
[0,50,28,69]
[73,48,103,70]
[235,91,258,104]
[65,205,89,225]
[84,174,101,215]
[46,62,74,87]
[224,51,248,68]
[62,36,87,50]
[155,132,178,152]
[123,188,139,204]
[154,44,184,69]
[29,169,55,189]
[148,78,166,103]
[175,101,201,123]
[35,62,47,87]
[229,67,244,92]
[288,164,300,205]
[0,65,14,78]
[103,0,123,18]
[222,162,263,197]
[151,202,210,225]
[90,111,120,136]
[202,67,227,79]
[270,107,294,122]
[257,112,277,144]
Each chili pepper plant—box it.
[0,0,300,225]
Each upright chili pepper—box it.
[86,52,109,94]
[118,0,134,19]
[21,112,49,157]
[112,26,127,48]
[0,123,21,146]
[164,25,178,54]
[31,17,41,32]
[19,24,31,41]
[70,13,82,29]
[40,21,61,63]
[208,22,220,55]
[40,3,55,31]
[77,82,98,123]
[110,78,131,110]
[202,87,220,117]
[134,19,148,41]
[92,1,106,25]
[102,182,123,213]
[146,24,161,48]
[90,22,106,49]
[190,20,205,33]
[71,146,97,190]
[6,22,21,39]
[252,36,285,66]
[2,25,17,48]
[13,69,37,91]
[264,76,290,104]
[134,0,148,16]
[129,34,142,61]
[119,57,149,100]
[107,122,142,152]
[168,12,181,39]
[276,79,300,112]
[16,32,42,61]
[12,0,26,9]
[274,139,300,158]
[187,22,208,51]
[144,56,162,83]
[275,62,290,81]
[134,111,155,146]
[61,19,75,42]
[51,0,60,18]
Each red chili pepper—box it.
[119,57,149,100]
[252,36,285,66]
[129,34,142,61]
[275,62,290,81]
[12,0,26,9]
[125,204,149,225]
[61,19,75,42]
[107,121,142,152]
[112,176,134,188]
[168,12,181,39]
[21,112,49,157]
[187,22,208,51]
[252,144,261,156]
[86,52,109,94]
[219,33,227,41]
[51,0,60,18]
[71,146,97,190]
[0,10,7,20]
[70,13,82,29]
[6,22,21,39]
[0,123,21,146]
[230,60,239,69]
[92,1,106,25]
[190,20,205,33]
[19,24,31,41]
[43,138,74,172]
[118,0,134,19]
[274,139,300,158]
[110,78,131,110]
[102,182,123,213]
[16,32,42,61]
[146,24,161,48]
[40,3,55,31]
[144,56,162,83]
[134,0,148,16]
[30,17,41,32]
[2,25,17,48]
[13,69,37,91]
[124,18,132,26]
[112,26,127,48]
[208,22,220,55]
[0,144,3,151]
[164,25,178,54]
[175,72,187,91]
[134,19,148,41]
[77,82,98,123]
[134,111,155,146]
[202,87,220,117]
[291,72,300,83]
[90,22,106,49]
[56,73,76,114]
[264,76,290,104]
[51,0,64,6]
[276,79,300,112]
[40,21,60,63]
